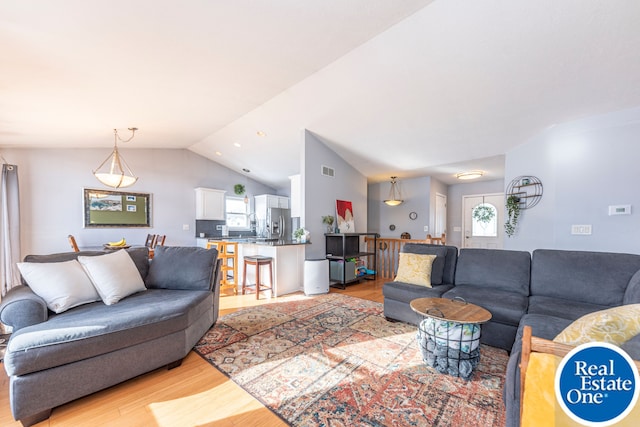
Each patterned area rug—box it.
[195,293,508,426]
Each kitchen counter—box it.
[195,237,307,296]
[197,237,309,246]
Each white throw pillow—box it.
[17,260,101,313]
[78,250,146,305]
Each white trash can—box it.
[304,259,329,295]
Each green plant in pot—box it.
[293,228,308,243]
[233,184,245,195]
[322,215,335,233]
[504,195,521,237]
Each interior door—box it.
[462,193,504,249]
[434,193,447,237]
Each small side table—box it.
[410,297,492,379]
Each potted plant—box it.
[322,215,335,233]
[293,228,308,243]
[504,195,521,237]
[233,184,245,195]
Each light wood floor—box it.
[0,278,386,426]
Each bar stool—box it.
[242,255,273,299]
[206,241,238,295]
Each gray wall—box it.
[3,147,274,256]
[368,176,433,239]
[504,106,640,254]
[302,131,368,259]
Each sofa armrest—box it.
[0,285,48,331]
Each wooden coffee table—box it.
[410,297,492,325]
[410,297,492,379]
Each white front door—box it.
[462,193,504,249]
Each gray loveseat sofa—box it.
[0,245,221,426]
[383,245,640,427]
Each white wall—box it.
[302,131,368,259]
[504,106,640,254]
[3,147,274,256]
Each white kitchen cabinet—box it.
[195,188,226,220]
[255,194,289,210]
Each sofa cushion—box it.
[16,260,100,313]
[530,249,640,306]
[454,249,531,296]
[146,246,218,290]
[400,244,448,285]
[442,286,528,326]
[23,247,151,282]
[383,281,454,304]
[553,304,640,346]
[4,289,212,377]
[78,250,147,305]
[527,295,611,320]
[401,244,457,285]
[394,253,436,287]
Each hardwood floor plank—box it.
[0,278,387,426]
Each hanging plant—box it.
[233,184,246,195]
[504,195,521,237]
[472,204,495,224]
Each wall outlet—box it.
[423,226,428,232]
[571,224,592,235]
[182,224,190,231]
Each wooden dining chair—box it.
[67,235,80,252]
[152,235,166,248]
[145,234,156,248]
[426,233,446,245]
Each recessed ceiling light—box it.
[234,143,241,148]
[215,151,222,156]
[256,131,266,137]
[456,170,485,180]
[242,168,250,173]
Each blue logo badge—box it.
[555,342,639,426]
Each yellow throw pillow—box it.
[394,253,436,287]
[554,304,640,346]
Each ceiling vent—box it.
[321,165,335,178]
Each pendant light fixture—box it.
[93,128,138,188]
[383,176,404,206]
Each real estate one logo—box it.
[555,342,639,426]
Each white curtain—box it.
[1,162,21,297]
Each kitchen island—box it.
[196,238,307,297]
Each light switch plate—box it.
[423,226,428,232]
[608,205,631,215]
[182,224,190,231]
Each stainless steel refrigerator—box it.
[266,208,291,240]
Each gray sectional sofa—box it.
[383,244,640,427]
[0,246,222,426]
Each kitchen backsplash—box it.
[195,220,226,238]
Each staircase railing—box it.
[364,237,429,279]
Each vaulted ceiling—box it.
[2,1,640,188]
